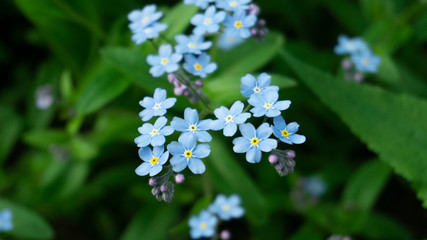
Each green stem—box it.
[176,70,213,112]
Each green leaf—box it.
[280,50,427,207]
[23,129,70,149]
[121,204,178,240]
[206,136,267,224]
[162,3,198,40]
[215,31,284,77]
[76,66,131,115]
[0,106,23,165]
[205,73,296,106]
[289,223,323,240]
[342,160,391,210]
[360,212,414,240]
[0,198,54,239]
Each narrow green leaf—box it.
[162,3,198,40]
[280,50,427,207]
[23,129,70,149]
[0,198,54,239]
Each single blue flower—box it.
[171,108,212,142]
[334,35,369,56]
[223,10,257,38]
[136,145,169,176]
[0,209,13,232]
[303,177,327,197]
[131,23,168,45]
[183,53,217,78]
[218,29,244,50]
[184,0,215,9]
[134,117,174,147]
[147,44,183,77]
[351,51,381,73]
[208,194,245,220]
[128,5,163,31]
[241,73,279,98]
[139,88,177,121]
[191,6,226,36]
[168,135,211,174]
[175,34,212,55]
[188,210,218,239]
[216,0,251,12]
[233,123,277,163]
[272,116,306,145]
[211,101,251,137]
[248,91,291,118]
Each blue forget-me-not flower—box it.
[208,194,245,220]
[184,0,215,9]
[139,88,177,121]
[131,23,168,45]
[147,44,183,77]
[135,117,174,147]
[168,135,211,174]
[351,51,381,73]
[183,53,217,78]
[223,10,257,38]
[241,73,279,98]
[211,101,251,137]
[248,90,291,118]
[175,34,212,55]
[272,116,306,145]
[136,145,169,176]
[171,108,212,142]
[188,210,218,239]
[0,209,13,232]
[191,6,226,36]
[233,123,277,163]
[128,5,163,31]
[216,0,251,12]
[334,35,368,56]
[218,29,244,50]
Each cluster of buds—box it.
[268,149,296,177]
[168,73,204,104]
[149,173,185,203]
[341,58,364,82]
[247,4,268,42]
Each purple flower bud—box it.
[354,73,364,82]
[183,90,190,97]
[251,29,257,36]
[286,159,296,168]
[175,174,185,184]
[151,187,160,196]
[167,73,177,84]
[149,178,158,186]
[195,80,203,87]
[275,162,283,171]
[160,184,168,193]
[174,87,184,96]
[248,3,260,15]
[287,150,296,159]
[268,154,278,164]
[258,19,266,26]
[341,59,352,70]
[156,194,163,201]
[220,230,231,240]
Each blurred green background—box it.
[1,0,427,239]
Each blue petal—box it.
[259,138,277,152]
[184,108,199,124]
[214,106,229,118]
[151,135,165,146]
[154,88,166,102]
[197,119,211,130]
[256,123,272,139]
[171,117,188,131]
[257,73,271,88]
[273,116,286,129]
[149,164,163,176]
[232,137,251,153]
[150,65,165,77]
[170,155,188,172]
[265,90,279,103]
[135,135,151,148]
[160,126,174,136]
[211,119,226,131]
[274,100,291,111]
[180,133,197,150]
[286,122,300,134]
[266,109,281,118]
[138,123,153,134]
[138,146,152,161]
[188,157,206,174]
[152,145,164,156]
[153,108,167,117]
[272,126,283,139]
[239,123,256,138]
[229,101,244,115]
[246,147,262,163]
[159,44,172,57]
[248,93,264,107]
[195,131,212,142]
[158,151,169,165]
[147,55,160,65]
[135,162,151,176]
[250,106,267,117]
[167,141,185,155]
[233,112,251,124]
[139,109,154,121]
[193,143,211,158]
[223,122,237,137]
[154,117,167,129]
[140,96,154,108]
[289,134,306,144]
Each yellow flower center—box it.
[362,58,370,65]
[184,150,193,158]
[281,129,290,137]
[264,103,272,109]
[251,137,259,146]
[189,124,198,132]
[222,204,230,211]
[161,58,169,65]
[225,115,233,123]
[188,42,196,48]
[234,21,243,29]
[144,27,153,33]
[194,63,202,71]
[151,129,159,136]
[141,16,149,24]
[150,157,159,165]
[229,1,238,7]
[204,18,212,25]
[253,86,261,93]
[199,222,207,230]
[153,103,161,110]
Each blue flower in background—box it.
[211,101,251,137]
[303,176,327,197]
[134,117,174,147]
[131,23,168,45]
[191,6,226,35]
[139,88,177,121]
[223,10,257,38]
[272,116,306,145]
[128,5,163,31]
[241,73,279,98]
[184,0,215,9]
[183,53,217,78]
[233,123,277,163]
[351,51,381,73]
[248,91,291,118]
[218,29,244,50]
[175,34,212,55]
[136,145,169,176]
[171,108,212,142]
[334,35,369,56]
[188,210,217,239]
[147,44,183,77]
[0,209,13,232]
[208,194,245,220]
[168,135,211,174]
[216,0,251,12]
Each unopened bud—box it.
[268,154,278,164]
[220,230,231,240]
[354,73,364,82]
[287,150,296,159]
[341,59,352,70]
[195,80,203,87]
[149,178,158,187]
[160,184,168,193]
[152,187,160,196]
[167,73,177,84]
[175,174,185,184]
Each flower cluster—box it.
[189,194,245,239]
[0,208,13,232]
[128,5,168,44]
[334,35,381,82]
